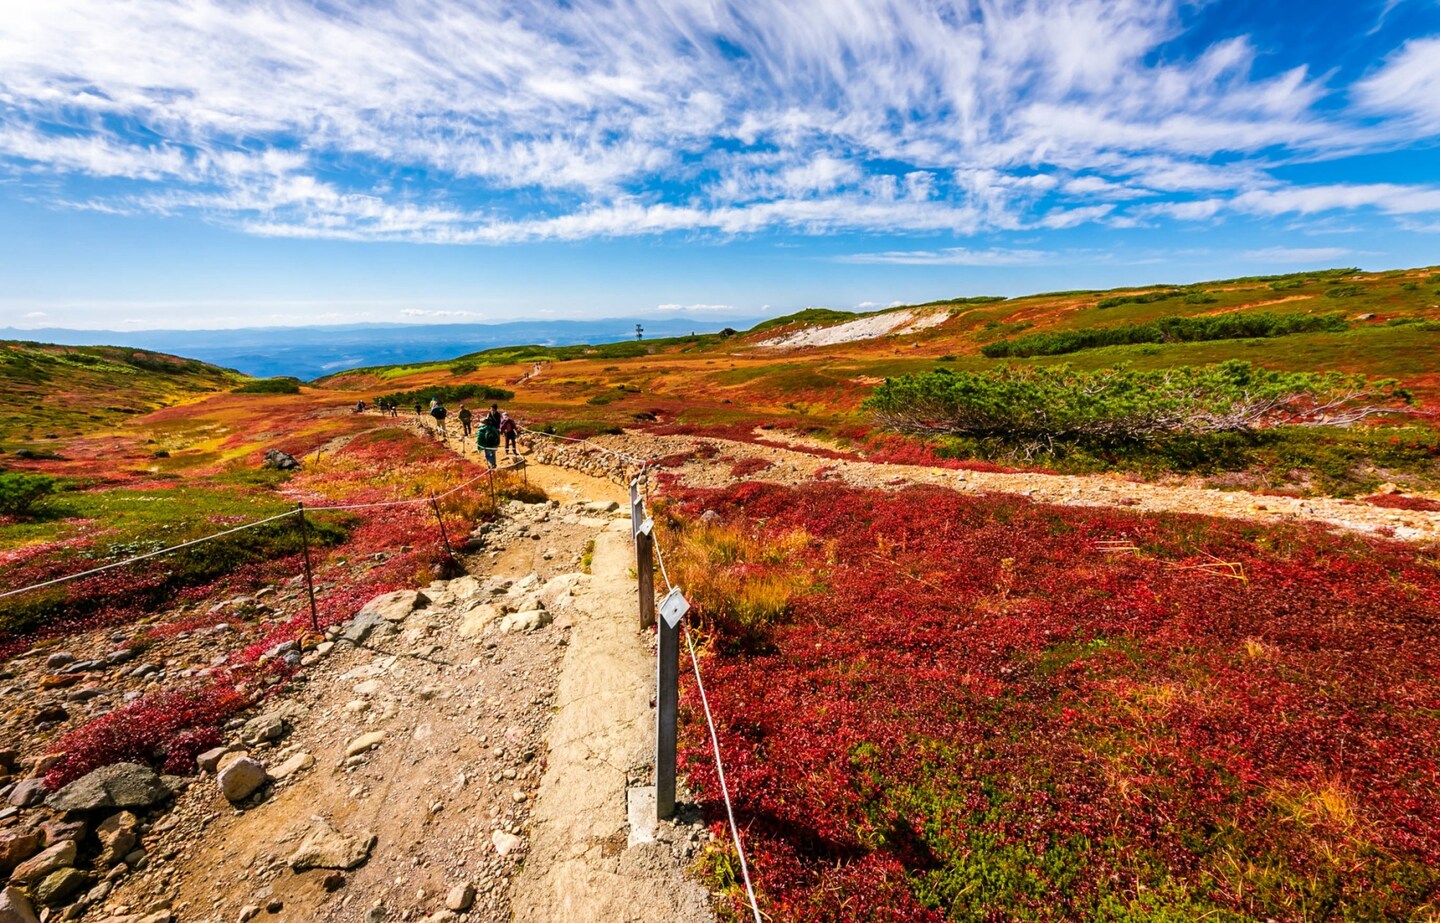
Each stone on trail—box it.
[499,609,552,634]
[458,604,502,638]
[217,758,267,802]
[0,829,42,874]
[94,811,139,867]
[584,500,619,513]
[269,752,314,781]
[445,883,475,912]
[362,590,430,624]
[490,830,523,856]
[33,867,85,905]
[46,763,170,812]
[10,840,76,885]
[344,731,386,757]
[6,779,47,809]
[196,746,233,774]
[240,713,286,746]
[0,885,38,923]
[288,818,376,871]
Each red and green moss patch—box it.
[668,481,1440,921]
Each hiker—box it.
[458,404,473,437]
[430,401,448,437]
[482,402,501,429]
[500,412,518,456]
[413,401,422,416]
[476,416,500,468]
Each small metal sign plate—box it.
[658,587,690,628]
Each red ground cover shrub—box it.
[729,457,774,478]
[667,481,1440,921]
[1363,493,1440,512]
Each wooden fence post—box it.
[296,503,320,633]
[656,595,679,820]
[429,494,454,559]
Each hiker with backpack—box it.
[458,404,473,437]
[430,400,448,437]
[499,412,518,456]
[476,415,501,468]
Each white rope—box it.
[684,624,764,923]
[0,510,300,601]
[305,466,496,511]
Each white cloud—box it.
[401,309,480,318]
[0,0,1431,242]
[22,311,46,318]
[838,247,1049,266]
[656,303,736,312]
[1241,246,1352,263]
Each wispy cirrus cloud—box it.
[0,0,1437,245]
[838,247,1051,266]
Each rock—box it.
[240,714,286,745]
[288,818,376,871]
[7,779,47,809]
[238,905,261,922]
[38,817,86,845]
[490,830,523,856]
[584,500,619,513]
[353,679,382,696]
[262,449,300,470]
[196,746,233,774]
[445,883,475,912]
[358,590,429,625]
[94,812,139,867]
[499,609,552,634]
[321,871,345,892]
[10,840,76,885]
[46,763,170,812]
[32,704,68,725]
[266,898,283,913]
[269,752,313,781]
[33,867,86,905]
[44,653,75,670]
[446,576,483,599]
[458,604,502,638]
[217,758,267,802]
[0,829,42,874]
[0,886,38,923]
[344,732,385,758]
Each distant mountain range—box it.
[0,318,760,379]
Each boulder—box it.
[7,779,47,809]
[356,590,429,625]
[584,500,619,513]
[38,817,86,845]
[269,752,313,781]
[10,840,76,884]
[217,758,267,802]
[344,732,385,758]
[0,886,38,923]
[196,746,233,774]
[94,811,139,867]
[288,818,376,871]
[46,763,170,813]
[262,449,300,470]
[491,830,523,856]
[445,883,475,912]
[538,573,585,612]
[499,610,552,634]
[457,604,502,639]
[33,867,86,905]
[240,713,287,746]
[0,829,42,874]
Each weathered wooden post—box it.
[429,493,454,559]
[296,503,320,633]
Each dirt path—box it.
[604,431,1440,545]
[75,455,713,923]
[511,520,712,923]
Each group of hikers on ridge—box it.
[423,398,519,468]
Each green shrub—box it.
[1183,292,1219,304]
[233,377,302,394]
[1096,290,1178,309]
[865,361,1407,448]
[378,383,514,407]
[981,311,1349,358]
[0,472,55,516]
[1325,285,1365,299]
[449,361,478,376]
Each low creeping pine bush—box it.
[666,480,1440,922]
[980,311,1348,358]
[0,471,56,516]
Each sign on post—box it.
[658,587,690,629]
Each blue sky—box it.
[1,0,1438,330]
